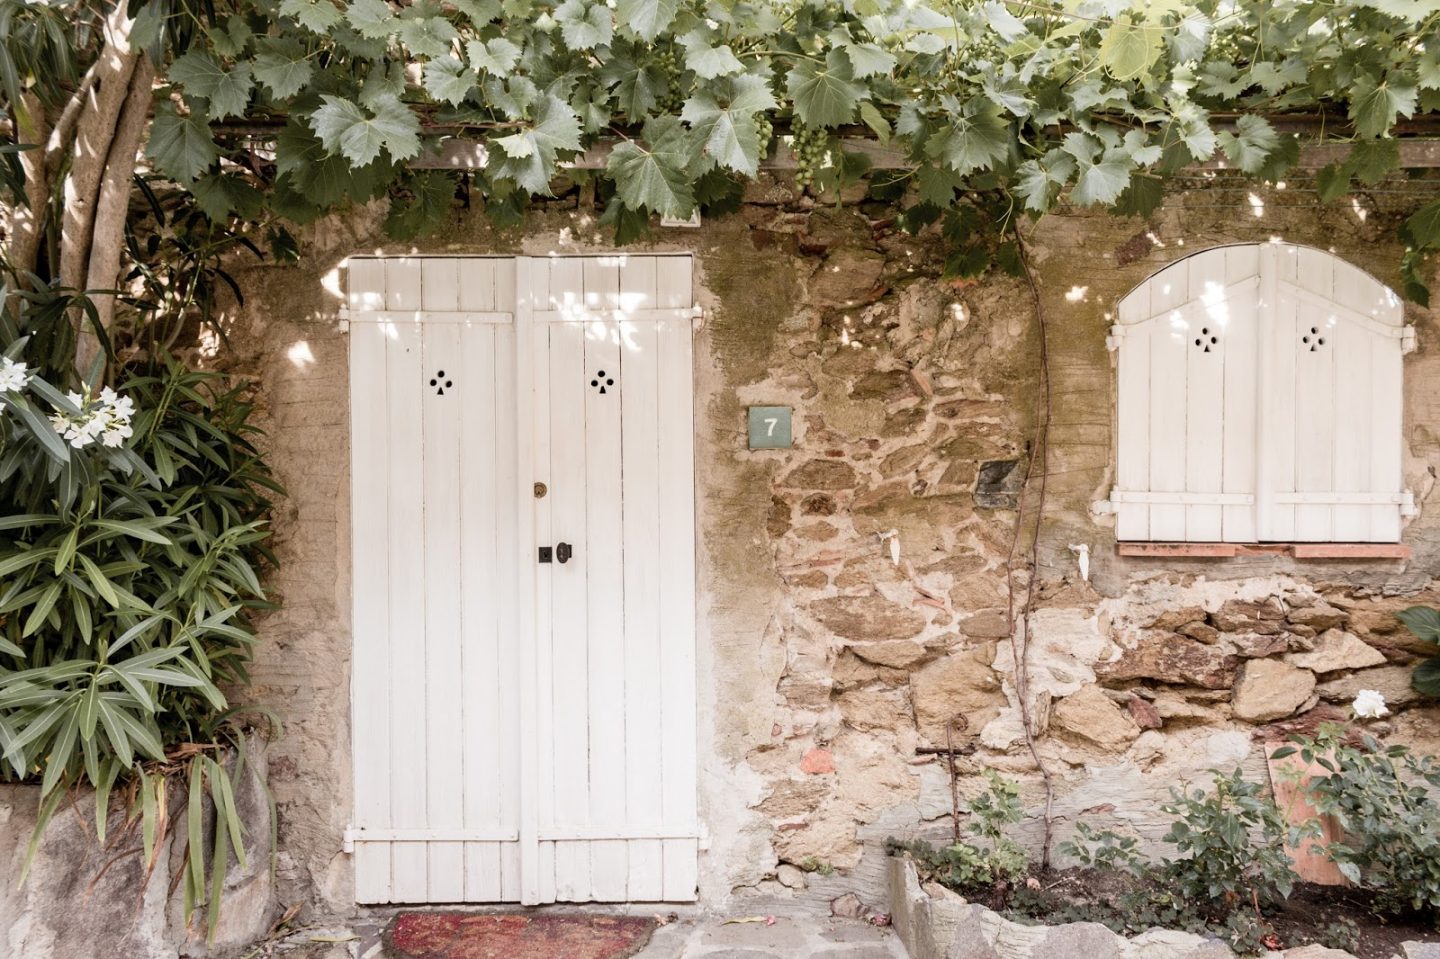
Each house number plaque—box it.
[747,406,792,450]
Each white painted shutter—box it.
[1263,244,1412,542]
[1110,243,1413,544]
[1112,246,1261,542]
[348,257,523,904]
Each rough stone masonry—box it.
[210,169,1440,921]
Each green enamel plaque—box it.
[748,406,792,449]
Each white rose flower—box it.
[1352,689,1389,719]
[0,357,31,393]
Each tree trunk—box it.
[10,93,52,280]
[79,57,154,373]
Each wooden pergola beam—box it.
[407,136,1440,172]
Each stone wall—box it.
[0,740,274,958]
[218,171,1440,919]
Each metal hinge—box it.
[343,825,358,853]
[1105,324,1126,351]
[1401,489,1419,518]
[1403,325,1417,354]
[337,307,351,334]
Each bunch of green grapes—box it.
[790,123,831,188]
[755,113,774,159]
[654,47,685,113]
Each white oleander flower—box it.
[0,357,31,393]
[1352,689,1389,719]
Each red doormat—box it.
[385,912,657,959]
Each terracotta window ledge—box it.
[1117,542,1411,559]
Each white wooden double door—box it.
[347,255,699,904]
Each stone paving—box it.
[631,913,909,959]
[258,910,910,959]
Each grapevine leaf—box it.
[146,104,219,183]
[916,164,962,206]
[452,0,500,23]
[1061,133,1133,206]
[787,49,868,129]
[927,100,1008,177]
[615,0,678,41]
[1111,175,1164,218]
[346,0,395,39]
[600,54,664,118]
[310,93,422,166]
[1099,14,1162,82]
[1167,11,1212,62]
[466,37,522,74]
[489,94,583,194]
[279,0,344,33]
[605,115,695,217]
[1346,138,1400,185]
[386,172,459,239]
[1349,78,1418,138]
[842,42,896,79]
[681,75,776,176]
[190,174,265,221]
[681,31,744,79]
[397,11,458,58]
[555,0,613,51]
[252,38,313,99]
[859,101,891,141]
[1315,164,1351,204]
[1215,115,1278,174]
[1356,0,1440,23]
[168,52,254,120]
[1404,199,1440,248]
[424,56,478,105]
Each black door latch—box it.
[538,543,575,564]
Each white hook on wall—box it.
[877,529,901,566]
[1068,543,1090,582]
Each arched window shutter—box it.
[1108,243,1414,544]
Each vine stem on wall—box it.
[1003,220,1057,870]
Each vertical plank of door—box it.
[460,316,503,901]
[619,258,664,901]
[1264,247,1298,541]
[422,258,460,311]
[523,259,557,903]
[495,315,523,899]
[583,258,629,901]
[547,258,593,900]
[656,260,699,901]
[1146,260,1188,541]
[422,317,465,901]
[460,258,498,312]
[1370,311,1405,541]
[1294,248,1336,541]
[1183,254,1224,541]
[1221,246,1259,542]
[1331,315,1372,541]
[348,259,392,902]
[1114,285,1150,541]
[385,259,429,901]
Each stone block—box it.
[811,595,928,643]
[1096,637,1237,689]
[1040,922,1124,958]
[973,459,1024,509]
[1052,685,1142,750]
[911,646,1005,742]
[1284,629,1387,674]
[1231,659,1316,722]
[1402,943,1440,959]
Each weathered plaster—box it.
[209,173,1440,924]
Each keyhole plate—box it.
[590,369,616,394]
[429,369,454,395]
[1300,327,1327,352]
